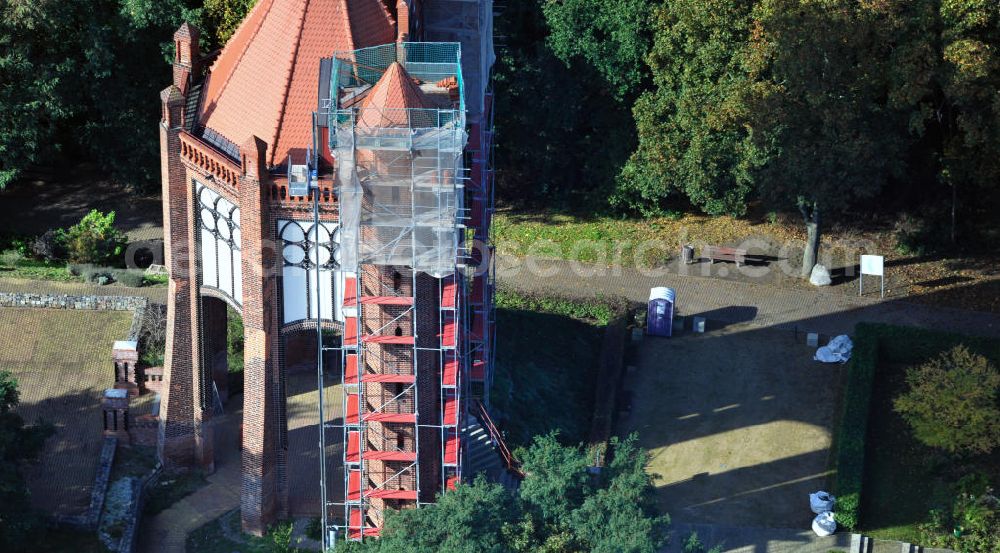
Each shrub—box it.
[67,263,95,276]
[914,481,1000,553]
[30,229,66,262]
[894,345,1000,455]
[142,273,169,286]
[63,210,127,264]
[834,493,860,530]
[82,266,114,285]
[112,269,145,287]
[0,250,23,267]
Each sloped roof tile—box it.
[198,0,396,167]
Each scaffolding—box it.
[315,41,475,543]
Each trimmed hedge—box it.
[832,323,1000,530]
[832,324,878,530]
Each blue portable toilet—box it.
[646,287,675,337]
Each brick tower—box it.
[158,0,497,539]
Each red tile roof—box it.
[357,62,432,127]
[198,0,396,167]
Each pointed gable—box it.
[197,0,396,167]
[356,62,432,128]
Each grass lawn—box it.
[0,257,77,281]
[491,288,611,447]
[861,362,956,541]
[859,330,1000,544]
[0,307,134,515]
[185,510,307,553]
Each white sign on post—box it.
[859,254,885,298]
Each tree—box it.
[614,0,762,217]
[346,433,667,553]
[0,1,80,188]
[894,345,1000,455]
[0,371,53,551]
[373,476,518,553]
[0,1,202,192]
[746,0,912,276]
[203,0,258,46]
[542,0,653,101]
[493,0,636,212]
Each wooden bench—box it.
[702,245,747,267]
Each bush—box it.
[914,479,1000,553]
[82,266,114,285]
[112,269,145,287]
[835,493,860,530]
[67,263,95,276]
[831,326,879,530]
[0,250,23,267]
[894,346,1000,455]
[30,229,66,262]
[63,210,127,265]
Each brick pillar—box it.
[239,136,283,535]
[158,83,214,473]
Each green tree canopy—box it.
[613,0,761,217]
[894,345,1000,455]
[542,0,653,100]
[344,433,667,553]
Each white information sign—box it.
[859,255,885,298]
[860,255,884,276]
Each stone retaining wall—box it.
[117,466,162,553]
[0,292,149,341]
[53,437,117,531]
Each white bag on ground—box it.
[812,511,837,537]
[814,335,853,363]
[809,491,836,514]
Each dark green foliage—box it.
[351,435,667,553]
[493,0,636,211]
[542,0,652,100]
[30,230,67,262]
[614,0,761,217]
[832,325,878,530]
[914,475,1000,553]
[894,346,1000,455]
[0,371,54,552]
[0,0,202,191]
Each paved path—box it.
[496,255,1000,339]
[137,408,242,553]
[666,523,848,553]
